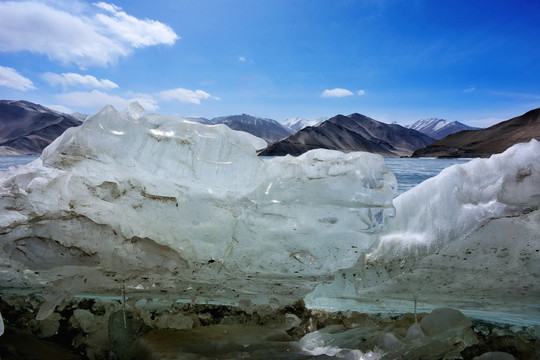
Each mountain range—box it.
[412,108,540,158]
[407,118,479,140]
[3,99,536,159]
[210,114,292,143]
[259,113,435,157]
[0,100,82,155]
[283,116,327,132]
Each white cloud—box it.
[93,2,121,13]
[57,89,159,111]
[45,104,75,114]
[0,65,35,91]
[321,88,354,98]
[490,90,540,101]
[126,92,159,111]
[464,85,476,93]
[43,72,118,89]
[92,2,178,48]
[357,89,366,95]
[55,86,216,113]
[158,88,216,105]
[239,56,246,62]
[0,1,179,67]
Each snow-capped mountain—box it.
[283,116,328,132]
[413,108,540,158]
[211,114,293,143]
[407,118,479,140]
[260,113,435,157]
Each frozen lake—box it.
[383,157,471,194]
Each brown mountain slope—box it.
[0,100,82,155]
[412,108,540,158]
[259,113,434,157]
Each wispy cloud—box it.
[92,2,178,48]
[357,89,366,95]
[239,56,246,62]
[55,86,217,112]
[321,88,354,98]
[45,104,75,114]
[43,72,118,89]
[490,90,540,101]
[57,89,159,111]
[158,88,218,104]
[0,65,35,91]
[463,85,476,93]
[0,1,179,67]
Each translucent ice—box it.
[299,308,476,359]
[0,103,396,309]
[307,140,540,323]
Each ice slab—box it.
[306,140,540,324]
[0,103,396,313]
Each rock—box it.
[108,310,151,360]
[39,312,61,338]
[420,307,472,337]
[473,351,516,360]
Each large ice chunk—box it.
[307,140,540,323]
[0,103,396,310]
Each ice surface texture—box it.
[307,140,540,324]
[0,103,396,315]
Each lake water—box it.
[0,155,470,195]
[384,157,471,194]
[0,155,40,172]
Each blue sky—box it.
[0,0,539,127]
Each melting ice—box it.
[0,103,539,359]
[0,102,396,317]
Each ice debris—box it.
[1,294,539,359]
[306,139,540,322]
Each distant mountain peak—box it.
[413,107,540,158]
[408,118,479,140]
[259,113,435,157]
[211,114,293,143]
[284,116,327,132]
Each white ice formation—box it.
[1,102,539,325]
[300,307,477,359]
[307,139,540,324]
[0,103,396,318]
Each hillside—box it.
[211,114,293,144]
[412,108,540,157]
[0,100,82,155]
[259,113,434,157]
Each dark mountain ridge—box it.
[211,114,293,143]
[259,113,434,157]
[0,100,82,155]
